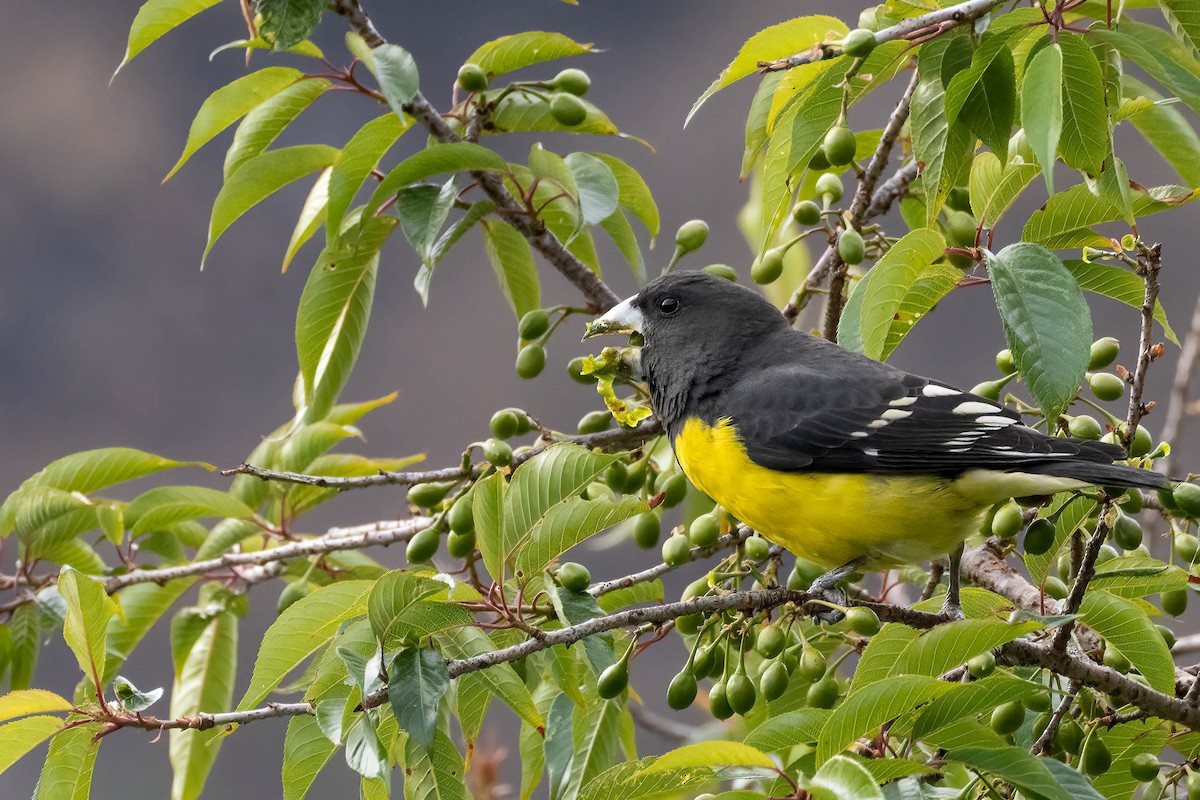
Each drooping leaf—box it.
[687,16,848,125]
[287,173,333,273]
[514,496,645,578]
[641,741,775,773]
[115,0,223,75]
[326,113,411,244]
[33,721,100,800]
[403,726,470,800]
[282,713,338,800]
[225,78,331,181]
[1124,76,1200,187]
[810,755,883,800]
[0,716,64,778]
[985,243,1091,421]
[968,151,1039,228]
[1063,259,1177,344]
[910,35,976,227]
[1022,41,1063,194]
[397,180,458,263]
[57,568,116,684]
[1058,33,1111,176]
[563,698,629,800]
[372,43,420,118]
[365,142,508,219]
[435,626,542,730]
[127,486,256,536]
[954,47,1016,163]
[343,713,388,780]
[472,472,508,584]
[591,155,659,238]
[203,144,340,266]
[465,31,594,78]
[565,153,620,227]
[1091,27,1200,114]
[599,210,646,284]
[481,220,541,321]
[388,647,449,749]
[257,0,324,50]
[169,611,237,800]
[1080,588,1175,693]
[817,676,951,763]
[840,262,962,361]
[550,587,616,676]
[741,73,785,179]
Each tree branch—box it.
[1125,242,1162,445]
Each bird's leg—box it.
[805,557,866,623]
[940,544,965,621]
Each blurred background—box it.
[1,1,1197,796]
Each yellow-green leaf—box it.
[58,568,116,684]
[116,0,223,76]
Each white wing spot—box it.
[889,396,917,407]
[868,419,890,429]
[862,448,879,456]
[976,415,1017,426]
[923,385,960,397]
[950,447,971,453]
[953,401,1000,415]
[882,409,913,421]
[851,431,869,438]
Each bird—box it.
[584,270,1169,618]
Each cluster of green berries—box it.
[457,64,592,127]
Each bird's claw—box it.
[805,585,847,624]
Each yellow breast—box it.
[672,417,988,568]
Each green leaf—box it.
[295,215,396,421]
[591,154,659,238]
[257,0,324,50]
[850,623,920,692]
[563,699,629,800]
[1063,259,1178,344]
[279,165,332,268]
[841,262,962,361]
[581,757,718,800]
[1092,553,1189,597]
[166,67,303,181]
[282,713,338,800]
[403,726,470,800]
[741,73,785,179]
[810,755,883,800]
[115,0,223,75]
[0,690,72,722]
[926,720,1077,800]
[487,92,622,137]
[417,198,498,303]
[565,153,620,227]
[466,31,594,78]
[0,716,64,777]
[551,587,616,676]
[687,15,848,125]
[397,180,458,263]
[8,603,41,690]
[481,220,541,321]
[890,618,1041,681]
[985,243,1091,421]
[126,485,254,537]
[817,676,950,763]
[1124,76,1200,187]
[210,36,324,60]
[514,496,644,579]
[954,47,1016,163]
[112,676,163,712]
[910,672,1038,738]
[599,211,646,284]
[365,142,508,219]
[1024,181,1198,250]
[169,611,237,800]
[545,692,575,800]
[388,647,449,749]
[1092,27,1200,114]
[57,568,116,684]
[366,570,444,641]
[33,721,100,800]
[436,626,542,730]
[238,580,373,710]
[344,713,388,780]
[911,35,975,227]
[372,43,419,118]
[839,229,946,360]
[1058,33,1110,175]
[326,113,411,243]
[1080,588,1175,693]
[642,741,774,773]
[1090,717,1170,800]
[968,151,1039,228]
[472,472,508,584]
[203,144,340,266]
[1162,0,1200,57]
[744,709,830,751]
[1022,42,1063,194]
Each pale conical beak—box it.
[583,296,644,340]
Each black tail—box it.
[1028,459,1170,490]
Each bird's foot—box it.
[805,587,847,624]
[937,599,965,622]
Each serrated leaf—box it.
[581,757,717,800]
[926,720,1079,800]
[257,0,324,50]
[818,676,951,763]
[487,92,621,137]
[910,672,1038,738]
[968,151,1039,228]
[743,709,830,751]
[466,31,593,78]
[166,67,303,181]
[282,713,338,800]
[397,180,458,263]
[838,229,946,360]
[238,580,373,710]
[203,144,340,266]
[565,152,620,227]
[0,715,64,777]
[1058,33,1110,175]
[472,472,508,584]
[8,603,41,690]
[841,262,962,360]
[388,647,448,749]
[0,690,71,723]
[687,15,848,125]
[481,220,540,321]
[986,243,1090,421]
[1022,41,1063,194]
[1092,553,1189,597]
[295,215,396,422]
[33,721,100,800]
[1080,588,1175,693]
[599,210,646,284]
[327,113,411,244]
[850,623,921,692]
[115,0,223,75]
[1124,75,1200,187]
[810,755,883,800]
[366,570,444,641]
[641,741,774,774]
[514,496,644,578]
[545,692,575,800]
[57,568,115,684]
[592,154,659,238]
[344,713,388,780]
[911,35,976,227]
[1092,27,1200,114]
[403,726,470,800]
[955,47,1015,163]
[1024,181,1198,250]
[372,43,419,118]
[169,611,237,800]
[436,626,542,730]
[365,143,506,219]
[1064,259,1178,344]
[127,485,256,537]
[890,618,1041,680]
[563,698,628,800]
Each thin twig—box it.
[1031,679,1079,755]
[1126,243,1163,445]
[1052,512,1112,652]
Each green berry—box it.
[996,349,1016,374]
[822,126,858,167]
[991,501,1024,539]
[1081,736,1112,776]
[446,529,476,558]
[675,612,703,635]
[1118,488,1143,514]
[807,675,839,709]
[1174,483,1200,518]
[1112,513,1143,550]
[408,481,452,509]
[793,200,822,226]
[798,646,827,682]
[808,148,830,170]
[755,625,787,659]
[814,172,844,203]
[596,661,629,699]
[662,534,692,567]
[1057,717,1084,754]
[837,228,865,265]
[1157,623,1177,649]
[657,472,688,508]
[549,92,588,126]
[990,701,1025,735]
[947,186,972,212]
[558,562,591,592]
[1103,646,1131,673]
[1162,588,1188,617]
[945,212,977,248]
[515,344,546,379]
[674,219,709,254]
[844,607,880,636]
[568,356,594,384]
[490,409,520,439]
[1043,576,1068,600]
[1130,424,1153,457]
[688,513,721,547]
[518,309,550,340]
[743,535,771,562]
[577,410,612,434]
[760,661,790,701]
[1068,415,1104,440]
[1023,518,1056,556]
[789,558,826,590]
[970,379,1004,401]
[633,512,661,549]
[1129,752,1160,782]
[1090,372,1125,401]
[406,526,440,563]
[1096,543,1119,565]
[727,670,757,714]
[691,646,714,679]
[622,458,649,493]
[448,495,474,534]
[967,652,996,679]
[604,462,628,493]
[456,63,488,92]
[1187,770,1200,800]
[752,248,785,285]
[1089,337,1120,370]
[277,581,310,614]
[551,68,590,96]
[1023,691,1052,712]
[483,438,513,467]
[702,264,738,282]
[841,28,877,58]
[709,679,734,720]
[666,669,697,710]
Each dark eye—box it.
[657,296,680,316]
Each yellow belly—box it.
[673,417,989,569]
